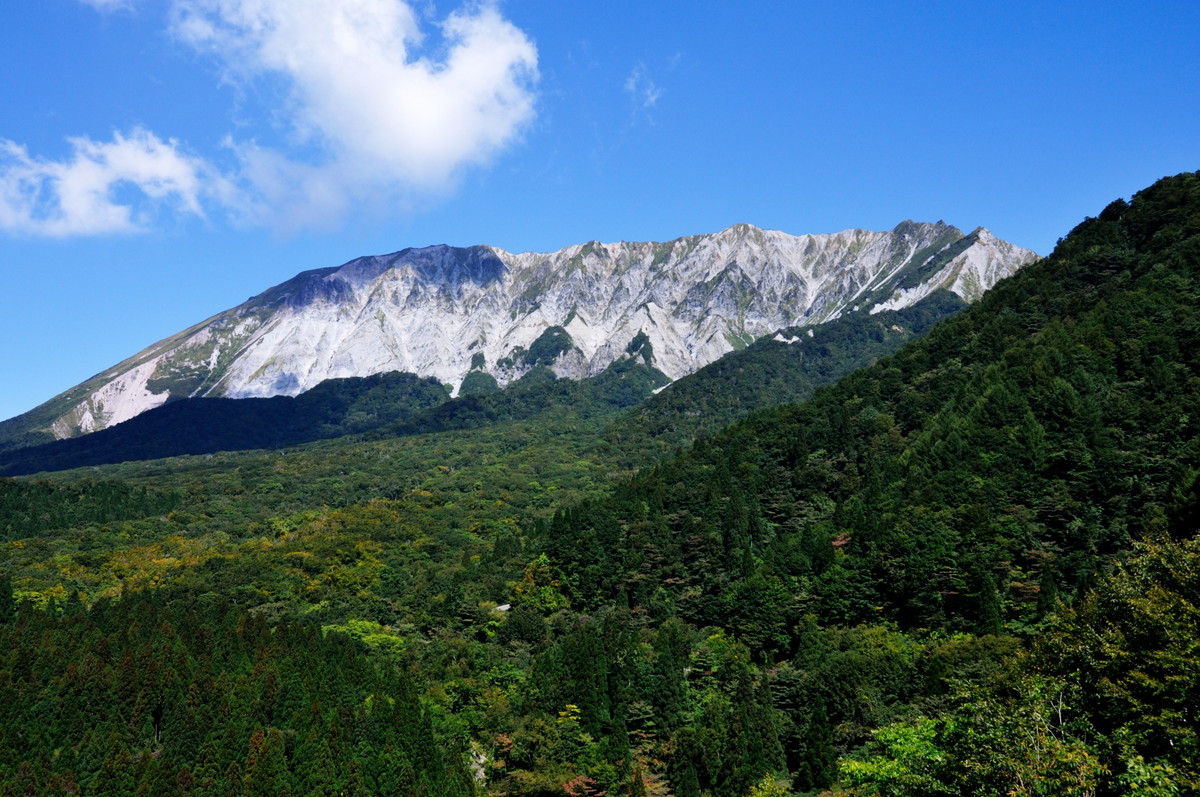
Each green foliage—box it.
[460,369,500,396]
[835,665,1106,796]
[512,554,570,613]
[838,717,952,796]
[746,773,790,797]
[625,329,653,362]
[0,573,13,624]
[0,477,180,540]
[1120,756,1183,796]
[939,672,1105,796]
[376,356,670,443]
[0,590,473,795]
[524,326,575,367]
[829,526,1200,795]
[1039,533,1200,792]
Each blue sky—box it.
[1,0,1198,422]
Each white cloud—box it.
[0,129,219,236]
[220,139,373,233]
[2,0,538,237]
[171,0,539,228]
[625,63,662,109]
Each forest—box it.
[1,170,1199,796]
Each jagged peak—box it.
[890,219,962,239]
[12,217,1037,443]
[491,221,972,263]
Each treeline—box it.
[0,354,673,478]
[0,586,473,796]
[374,354,671,441]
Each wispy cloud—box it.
[0,129,223,236]
[0,0,538,237]
[77,0,137,11]
[625,63,662,110]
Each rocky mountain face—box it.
[7,221,1038,443]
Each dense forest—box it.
[0,586,474,796]
[0,171,1198,796]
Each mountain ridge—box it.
[0,220,1037,449]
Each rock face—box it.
[31,221,1039,440]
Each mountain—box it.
[0,221,1036,449]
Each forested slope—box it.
[533,171,1200,793]
[0,371,451,475]
[543,171,1200,634]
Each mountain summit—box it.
[6,221,1036,444]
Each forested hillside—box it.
[0,357,666,476]
[545,172,1200,632]
[0,171,1198,796]
[537,170,1200,792]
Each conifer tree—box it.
[0,573,14,624]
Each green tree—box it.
[1041,534,1200,792]
[0,573,14,623]
[837,717,952,797]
